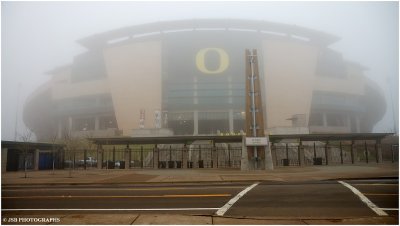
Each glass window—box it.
[326,113,346,127]
[99,116,117,130]
[73,117,95,131]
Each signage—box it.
[246,137,268,146]
[195,48,229,74]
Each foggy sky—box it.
[1,1,399,141]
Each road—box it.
[2,179,398,219]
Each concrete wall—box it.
[103,41,162,135]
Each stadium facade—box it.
[23,19,386,141]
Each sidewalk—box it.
[2,163,398,185]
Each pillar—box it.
[34,149,40,171]
[124,146,130,169]
[241,135,249,171]
[212,143,218,169]
[298,141,304,167]
[183,145,188,169]
[194,111,198,135]
[153,146,159,169]
[325,141,329,165]
[229,110,234,133]
[265,142,274,170]
[350,140,355,164]
[340,142,343,164]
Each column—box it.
[182,145,188,169]
[153,146,159,169]
[265,142,274,170]
[212,143,218,169]
[325,141,329,165]
[124,146,130,169]
[298,141,305,167]
[240,135,249,171]
[229,110,234,133]
[193,111,198,135]
[350,140,355,164]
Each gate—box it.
[273,143,300,166]
[158,145,183,169]
[188,146,212,168]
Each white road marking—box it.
[215,182,259,216]
[338,181,388,216]
[2,208,219,211]
[379,208,399,211]
[3,186,244,192]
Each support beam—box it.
[124,145,130,169]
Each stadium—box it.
[23,19,386,141]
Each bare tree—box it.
[18,129,33,178]
[61,130,81,178]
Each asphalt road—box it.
[2,179,398,218]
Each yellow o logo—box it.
[196,48,229,74]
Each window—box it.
[99,116,117,130]
[73,117,95,131]
[326,113,346,127]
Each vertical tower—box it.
[245,49,266,169]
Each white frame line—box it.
[338,181,388,216]
[216,182,259,216]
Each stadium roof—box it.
[78,19,340,49]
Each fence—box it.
[63,144,242,170]
[272,141,398,167]
[62,141,398,170]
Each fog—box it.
[1,1,398,141]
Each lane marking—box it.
[363,193,398,196]
[1,208,220,211]
[3,186,244,192]
[352,184,398,186]
[379,208,399,211]
[215,182,259,216]
[338,181,388,216]
[2,194,231,199]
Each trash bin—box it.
[176,161,182,168]
[168,161,175,168]
[119,161,125,169]
[313,157,322,165]
[198,160,204,168]
[282,159,289,166]
[188,162,193,168]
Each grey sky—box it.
[1,1,399,141]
